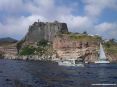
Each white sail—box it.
[94,43,109,63]
[99,43,106,60]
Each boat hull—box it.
[94,60,110,64]
[58,62,84,67]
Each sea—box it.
[0,59,117,87]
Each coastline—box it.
[1,54,117,64]
[2,54,59,62]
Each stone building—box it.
[24,20,68,43]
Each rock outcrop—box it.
[24,20,68,43]
[53,34,100,62]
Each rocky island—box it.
[0,20,117,63]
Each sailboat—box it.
[95,43,110,63]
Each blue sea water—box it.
[0,59,117,87]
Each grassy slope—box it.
[104,42,117,55]
[69,34,102,42]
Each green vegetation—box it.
[19,46,35,55]
[69,34,102,42]
[104,39,117,55]
[36,40,50,56]
[19,39,53,56]
[37,39,48,47]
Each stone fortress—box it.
[24,20,68,42]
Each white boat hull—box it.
[94,60,110,63]
[58,61,74,66]
[58,61,84,67]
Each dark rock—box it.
[24,21,68,42]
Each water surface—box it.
[0,59,117,87]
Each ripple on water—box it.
[0,59,117,87]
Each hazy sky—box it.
[0,0,117,40]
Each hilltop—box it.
[0,37,17,46]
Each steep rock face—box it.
[53,34,117,62]
[24,21,68,43]
[53,34,100,50]
[53,34,101,62]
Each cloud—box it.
[0,0,25,14]
[84,0,117,17]
[25,0,73,20]
[26,0,55,15]
[0,0,117,40]
[95,22,114,32]
[0,0,75,40]
[58,15,93,32]
[95,22,117,39]
[0,15,46,39]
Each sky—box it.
[0,0,117,40]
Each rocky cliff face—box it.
[53,34,101,62]
[52,34,117,62]
[24,21,68,43]
[53,34,100,49]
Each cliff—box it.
[53,34,101,62]
[24,20,68,43]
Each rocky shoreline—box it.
[2,54,59,62]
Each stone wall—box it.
[24,21,68,43]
